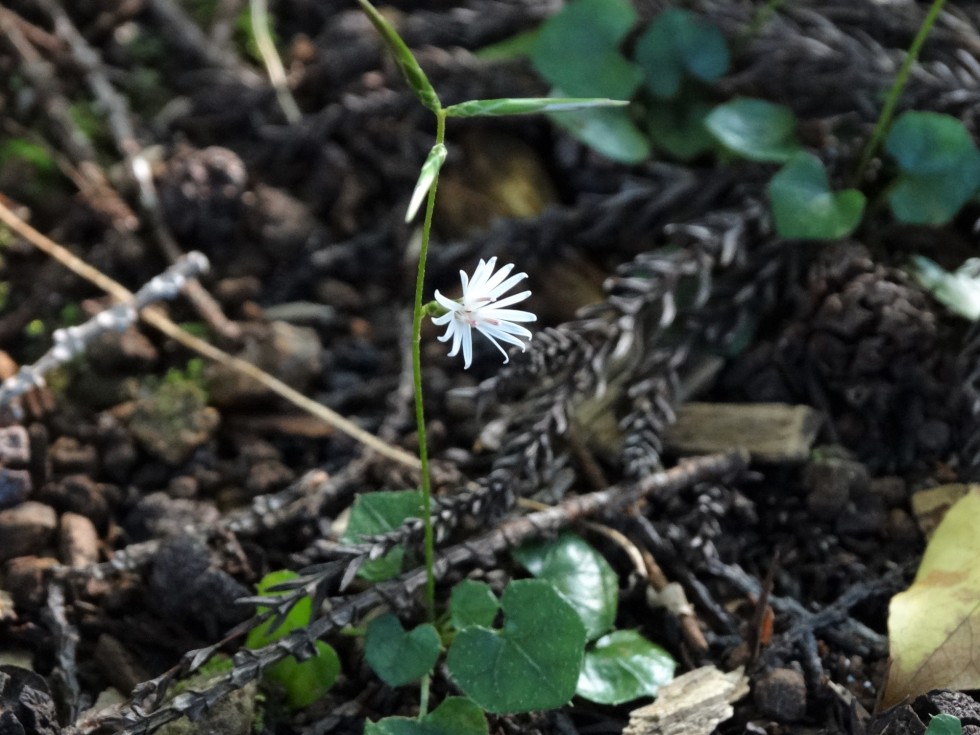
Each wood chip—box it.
[910,484,972,539]
[665,403,822,463]
[624,665,749,735]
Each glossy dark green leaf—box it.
[513,532,618,640]
[444,97,627,118]
[550,105,650,163]
[885,112,980,225]
[365,613,441,687]
[576,630,676,705]
[342,490,424,581]
[450,580,499,630]
[705,98,801,162]
[357,0,440,111]
[530,0,642,99]
[768,153,865,240]
[365,697,488,735]
[447,579,586,713]
[635,9,730,99]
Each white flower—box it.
[432,257,536,369]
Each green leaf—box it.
[705,98,802,163]
[550,104,651,164]
[406,143,447,222]
[576,630,676,705]
[365,613,441,687]
[447,579,587,713]
[768,153,865,240]
[475,29,539,61]
[885,112,980,225]
[925,714,963,735]
[245,570,340,709]
[444,97,628,118]
[271,641,341,709]
[450,580,499,629]
[530,0,642,99]
[645,96,716,161]
[245,570,312,648]
[365,697,488,735]
[357,0,441,111]
[635,9,730,99]
[513,532,618,640]
[342,490,424,581]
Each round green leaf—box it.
[513,532,618,640]
[576,630,676,705]
[365,697,488,735]
[447,579,587,713]
[342,490,424,581]
[365,613,441,687]
[889,168,980,226]
[268,641,340,709]
[925,714,964,735]
[769,152,865,240]
[450,580,499,630]
[530,0,643,99]
[705,98,801,162]
[646,97,716,161]
[886,111,979,174]
[246,570,311,648]
[635,9,730,99]
[550,105,650,164]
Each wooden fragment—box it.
[665,403,822,463]
[624,665,749,735]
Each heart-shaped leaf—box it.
[768,152,865,239]
[635,9,730,99]
[883,487,980,707]
[550,105,650,163]
[342,490,424,581]
[925,715,963,735]
[447,579,587,713]
[365,613,441,688]
[645,95,716,161]
[513,532,618,640]
[450,580,499,630]
[365,697,488,735]
[705,98,801,163]
[576,629,676,705]
[530,0,643,99]
[245,570,340,709]
[886,112,980,225]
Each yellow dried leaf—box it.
[882,486,980,708]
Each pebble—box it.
[123,492,220,541]
[127,382,220,465]
[754,667,807,723]
[887,508,920,543]
[869,476,907,508]
[36,475,112,534]
[59,512,100,568]
[802,455,869,521]
[0,426,30,465]
[85,327,158,372]
[0,469,32,511]
[836,493,887,536]
[48,436,99,476]
[0,502,57,562]
[4,556,59,609]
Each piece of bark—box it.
[665,403,822,463]
[624,665,749,735]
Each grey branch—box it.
[0,252,209,407]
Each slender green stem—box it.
[412,109,446,622]
[853,0,946,184]
[418,673,431,718]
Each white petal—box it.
[487,271,527,300]
[478,323,531,349]
[434,290,461,312]
[481,262,515,296]
[479,308,536,323]
[469,257,496,295]
[436,320,456,342]
[480,320,533,340]
[478,329,511,361]
[447,323,463,357]
[462,325,473,369]
[482,290,531,310]
[431,312,453,326]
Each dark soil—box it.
[1,1,979,734]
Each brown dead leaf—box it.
[882,486,980,708]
